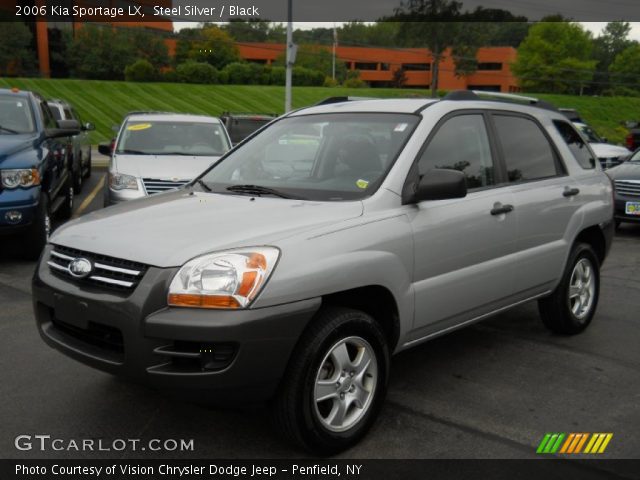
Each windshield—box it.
[199,113,419,201]
[116,120,230,156]
[629,150,640,163]
[0,95,35,134]
[576,124,604,143]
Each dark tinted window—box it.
[553,120,596,169]
[39,102,57,129]
[418,114,495,189]
[49,105,62,120]
[493,115,559,182]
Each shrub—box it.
[223,62,254,84]
[176,61,218,84]
[292,66,324,86]
[124,59,157,82]
[343,77,368,88]
[161,70,179,83]
[269,66,286,85]
[323,76,339,87]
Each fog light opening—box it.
[5,210,23,224]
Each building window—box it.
[354,62,378,71]
[380,63,390,71]
[401,63,430,71]
[477,62,502,71]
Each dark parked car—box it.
[0,88,79,258]
[220,112,275,145]
[607,148,640,228]
[47,99,94,193]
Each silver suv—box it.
[33,92,614,454]
[103,112,231,205]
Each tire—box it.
[84,149,92,179]
[72,163,83,194]
[22,194,51,261]
[57,175,74,220]
[538,243,600,335]
[272,306,389,454]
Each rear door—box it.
[409,112,519,338]
[489,113,585,298]
[38,99,68,199]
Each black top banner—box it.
[3,0,640,22]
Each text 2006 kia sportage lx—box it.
[33,92,614,453]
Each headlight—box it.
[1,169,40,189]
[109,172,138,190]
[168,247,280,309]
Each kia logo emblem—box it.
[68,258,92,278]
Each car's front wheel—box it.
[273,307,389,454]
[538,243,600,335]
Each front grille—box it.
[47,245,147,291]
[142,178,190,195]
[52,316,124,354]
[615,180,640,197]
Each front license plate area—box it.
[53,293,89,329]
[625,202,640,215]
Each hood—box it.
[113,154,221,180]
[50,190,364,267]
[607,161,640,180]
[589,143,630,159]
[0,134,38,163]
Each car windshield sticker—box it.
[356,179,369,189]
[127,123,152,131]
[394,123,408,132]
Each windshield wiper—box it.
[0,125,19,134]
[226,184,303,199]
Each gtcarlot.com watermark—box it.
[15,435,194,452]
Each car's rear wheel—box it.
[22,194,50,260]
[273,306,389,454]
[538,243,600,335]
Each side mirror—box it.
[45,128,80,139]
[98,142,112,156]
[83,122,95,131]
[57,119,80,130]
[413,169,467,203]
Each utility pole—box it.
[285,0,293,112]
[332,24,337,81]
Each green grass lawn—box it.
[2,77,639,145]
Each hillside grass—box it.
[1,77,638,145]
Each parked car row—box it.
[0,88,80,258]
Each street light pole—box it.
[285,0,293,112]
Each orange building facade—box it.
[237,42,519,92]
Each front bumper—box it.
[614,197,640,223]
[0,186,40,236]
[33,245,321,403]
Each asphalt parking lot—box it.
[1,159,639,462]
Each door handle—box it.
[563,187,580,197]
[490,204,514,216]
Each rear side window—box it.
[493,115,560,182]
[39,102,57,129]
[553,120,596,169]
[418,114,495,189]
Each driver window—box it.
[418,114,495,189]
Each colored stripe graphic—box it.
[538,433,613,454]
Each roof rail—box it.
[443,90,558,112]
[314,96,377,106]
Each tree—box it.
[67,26,136,80]
[124,59,157,82]
[592,22,636,94]
[0,22,36,76]
[609,45,640,94]
[511,22,596,94]
[176,25,240,70]
[391,67,408,87]
[390,0,468,97]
